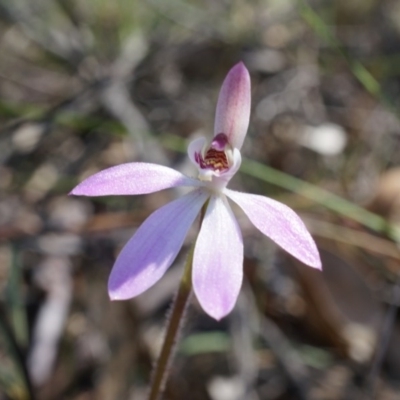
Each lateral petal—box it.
[225,189,322,269]
[70,162,201,196]
[187,137,206,166]
[214,62,251,150]
[109,189,209,300]
[193,195,244,320]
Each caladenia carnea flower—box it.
[70,62,321,321]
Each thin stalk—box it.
[148,203,208,400]
[147,246,194,400]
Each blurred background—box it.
[1,0,400,399]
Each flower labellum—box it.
[70,62,321,320]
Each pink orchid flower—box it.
[71,62,321,320]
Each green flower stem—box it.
[147,235,197,400]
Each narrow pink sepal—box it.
[193,195,244,320]
[70,162,202,197]
[108,189,209,300]
[214,62,251,150]
[225,189,322,270]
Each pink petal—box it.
[70,162,201,196]
[225,189,322,269]
[214,62,251,150]
[109,189,209,300]
[193,195,244,320]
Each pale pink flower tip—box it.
[214,62,251,150]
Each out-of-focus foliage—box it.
[2,0,400,399]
